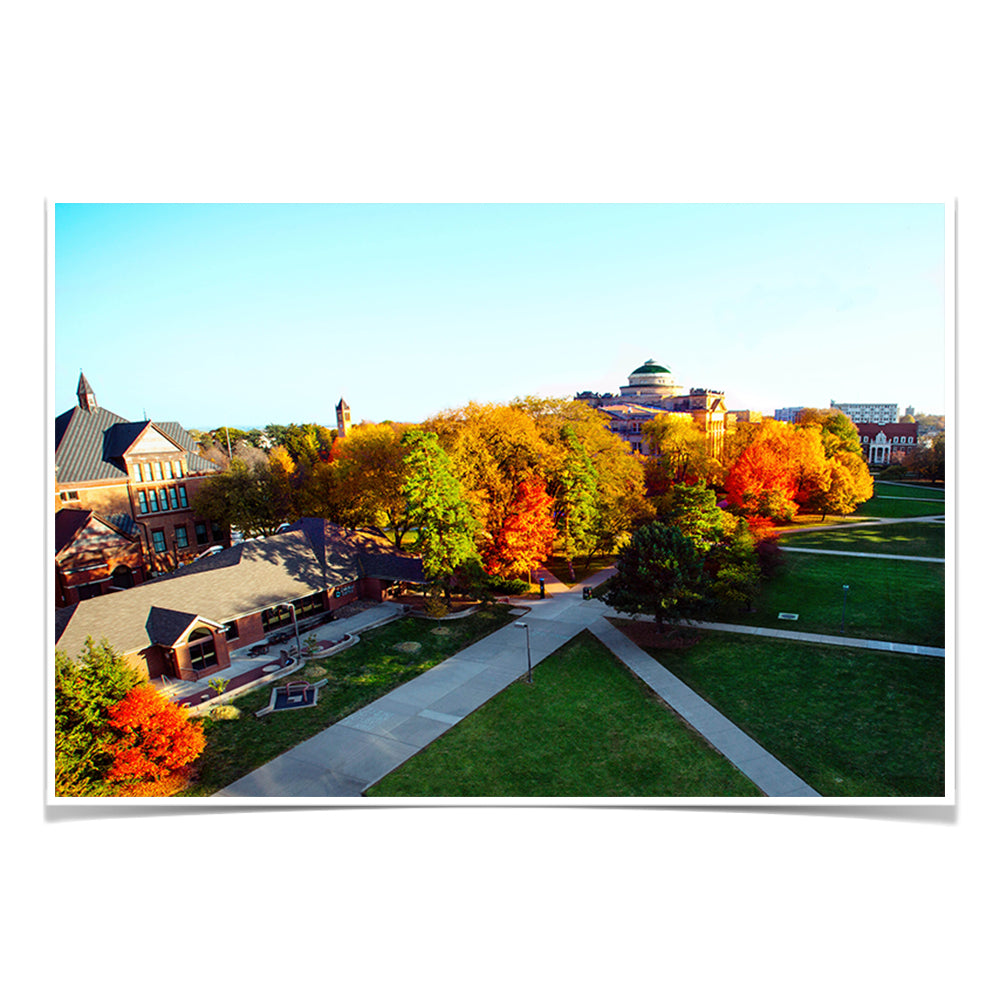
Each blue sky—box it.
[54,202,947,429]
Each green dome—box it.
[630,359,670,375]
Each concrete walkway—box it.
[215,568,828,799]
[781,546,945,563]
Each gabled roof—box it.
[54,519,424,658]
[54,403,219,487]
[55,507,139,556]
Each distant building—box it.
[855,422,920,466]
[55,374,228,604]
[576,359,732,457]
[831,399,899,424]
[774,406,805,423]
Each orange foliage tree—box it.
[481,475,557,579]
[105,685,206,794]
[724,420,802,521]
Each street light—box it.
[513,621,532,684]
[841,584,850,634]
[281,602,302,661]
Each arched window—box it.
[187,627,218,671]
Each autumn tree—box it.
[604,523,709,633]
[479,475,556,579]
[642,413,720,487]
[308,422,414,547]
[104,685,206,796]
[724,420,802,522]
[55,638,141,796]
[401,429,482,600]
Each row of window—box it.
[861,435,915,444]
[136,484,189,514]
[261,592,330,633]
[131,460,185,483]
[150,521,224,553]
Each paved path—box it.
[215,570,828,799]
[780,546,944,563]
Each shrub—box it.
[211,705,241,720]
[486,574,531,595]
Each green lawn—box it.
[703,551,944,647]
[871,482,946,500]
[181,606,513,795]
[624,628,945,797]
[366,631,762,797]
[779,521,945,558]
[853,486,946,519]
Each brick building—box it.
[54,518,425,684]
[854,422,920,466]
[55,373,227,605]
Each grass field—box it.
[366,631,762,797]
[621,627,945,797]
[872,482,946,500]
[181,606,513,795]
[779,521,945,558]
[703,551,944,647]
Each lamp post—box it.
[841,584,850,634]
[513,621,532,684]
[281,602,301,661]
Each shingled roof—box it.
[54,519,425,658]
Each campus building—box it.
[855,422,920,466]
[830,399,900,424]
[576,359,750,457]
[55,374,228,605]
[54,517,426,685]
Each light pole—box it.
[841,584,850,634]
[281,602,301,661]
[514,621,532,684]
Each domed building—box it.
[575,358,739,458]
[618,360,684,402]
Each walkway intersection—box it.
[216,565,825,800]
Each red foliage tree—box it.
[724,421,800,521]
[480,475,556,579]
[105,685,206,791]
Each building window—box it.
[172,460,183,478]
[294,592,326,618]
[152,529,166,553]
[152,463,162,480]
[138,491,148,514]
[59,490,80,501]
[262,604,293,633]
[223,620,240,641]
[176,526,189,548]
[148,490,159,512]
[195,522,208,545]
[158,488,168,510]
[179,485,189,508]
[211,520,223,541]
[142,463,151,481]
[187,628,218,671]
[169,486,179,509]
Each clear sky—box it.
[53,202,947,429]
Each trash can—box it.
[539,578,546,598]
[582,586,592,600]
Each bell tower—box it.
[336,398,351,438]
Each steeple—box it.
[77,372,97,412]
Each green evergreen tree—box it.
[604,523,708,632]
[55,638,141,796]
